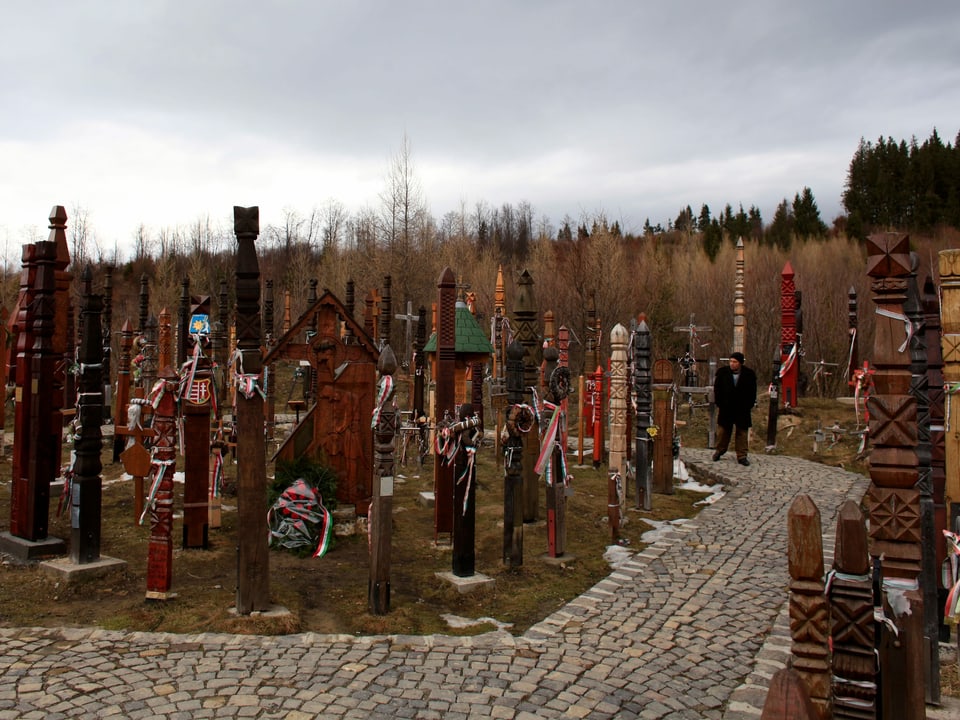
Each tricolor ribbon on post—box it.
[229,349,266,400]
[371,374,394,429]
[778,343,798,379]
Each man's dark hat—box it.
[730,352,745,364]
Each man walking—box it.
[712,351,757,466]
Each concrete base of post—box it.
[0,531,67,564]
[39,555,127,583]
[436,571,494,594]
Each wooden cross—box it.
[116,415,157,524]
[672,313,712,354]
[394,301,420,367]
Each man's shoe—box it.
[738,457,750,467]
[712,451,723,462]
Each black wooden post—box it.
[766,347,781,450]
[633,319,652,511]
[503,339,526,566]
[71,266,104,564]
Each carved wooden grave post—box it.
[144,369,178,600]
[633,319,652,511]
[434,267,457,541]
[787,493,830,718]
[71,267,104,564]
[761,668,819,720]
[652,359,675,495]
[413,306,427,417]
[541,344,571,558]
[905,258,940,704]
[766,347,782,450]
[369,343,397,615]
[177,278,189,368]
[828,500,876,718]
[263,279,275,442]
[864,233,924,720]
[181,296,213,549]
[234,206,270,614]
[923,275,949,641]
[514,269,540,522]
[102,265,113,422]
[940,249,960,553]
[848,286,859,394]
[158,307,172,372]
[733,237,746,355]
[608,324,628,541]
[451,405,482,576]
[54,211,73,412]
[503,339,527,567]
[780,261,799,408]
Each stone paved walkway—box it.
[0,450,874,718]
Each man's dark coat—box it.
[713,364,758,429]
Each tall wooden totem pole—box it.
[513,270,540,523]
[181,296,213,549]
[863,233,924,719]
[434,267,457,540]
[234,206,270,614]
[633,319,653,511]
[733,237,746,356]
[780,261,799,408]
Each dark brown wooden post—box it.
[905,258,940,704]
[144,370,178,600]
[54,212,73,413]
[177,278,189,368]
[503,340,526,567]
[542,345,570,558]
[413,306,426,417]
[761,668,820,720]
[828,500,876,718]
[652,359,675,495]
[766,347,782,450]
[514,270,540,523]
[781,261,799,409]
[70,266,104,564]
[434,267,457,541]
[263,279,275,442]
[234,206,270,614]
[181,296,212,550]
[369,344,397,614]
[863,233,924,720]
[102,265,113,422]
[787,493,830,718]
[141,316,158,395]
[923,275,949,642]
[113,319,133,464]
[633,319,652,511]
[215,277,229,410]
[848,286,859,394]
[138,273,149,339]
[452,404,482,576]
[27,237,61,540]
[9,242,42,540]
[158,307,172,373]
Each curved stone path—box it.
[0,450,871,719]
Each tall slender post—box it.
[514,270,540,523]
[138,274,149,338]
[939,249,960,538]
[923,275,949,642]
[234,206,270,614]
[864,233,924,720]
[263,279,275,442]
[215,278,229,410]
[434,268,457,540]
[144,367,178,599]
[652,360,675,494]
[413,306,426,417]
[369,343,397,615]
[177,278,190,368]
[848,286,859,394]
[452,404,482,575]
[102,265,113,422]
[503,340,526,566]
[608,324,628,541]
[113,320,133,464]
[733,237,746,356]
[157,308,172,372]
[766,348,781,450]
[181,296,212,550]
[633,319,652,511]
[905,257,940,704]
[71,266,104,564]
[780,261,799,408]
[542,345,569,558]
[344,279,355,344]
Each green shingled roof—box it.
[423,301,494,355]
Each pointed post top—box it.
[782,260,794,277]
[736,236,744,248]
[439,266,456,287]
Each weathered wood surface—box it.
[652,359,675,495]
[514,269,540,523]
[502,340,526,567]
[787,493,830,719]
[233,206,270,614]
[848,286,859,393]
[181,296,212,550]
[761,668,820,720]
[865,233,924,720]
[70,267,104,564]
[828,500,876,718]
[369,344,397,614]
[145,372,178,599]
[434,267,457,539]
[733,237,746,356]
[633,319,652,511]
[608,324,628,541]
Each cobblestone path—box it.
[0,449,869,719]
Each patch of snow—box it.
[441,613,513,631]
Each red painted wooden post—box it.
[761,668,820,720]
[780,261,799,409]
[144,370,178,599]
[591,365,603,468]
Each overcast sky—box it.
[2,1,959,258]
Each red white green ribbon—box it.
[371,374,394,429]
[312,499,333,558]
[535,401,562,476]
